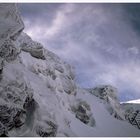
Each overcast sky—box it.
[18,3,140,101]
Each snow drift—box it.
[0,3,140,137]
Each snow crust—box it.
[124,99,140,104]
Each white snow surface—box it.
[4,32,140,137]
[123,99,140,104]
[0,4,140,137]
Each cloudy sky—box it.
[18,3,140,101]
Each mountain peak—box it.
[0,3,140,137]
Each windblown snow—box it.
[0,3,140,137]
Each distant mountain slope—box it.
[123,99,140,104]
[121,99,140,130]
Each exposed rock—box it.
[19,33,45,60]
[0,104,25,130]
[64,63,75,80]
[0,80,33,106]
[36,121,57,137]
[0,59,3,80]
[0,4,33,134]
[54,64,64,73]
[30,48,45,60]
[88,85,125,120]
[60,75,76,95]
[124,107,134,120]
[72,100,95,127]
[13,109,26,128]
[0,79,34,132]
[0,4,24,46]
[0,3,24,79]
[89,85,117,101]
[0,39,20,62]
[76,112,90,124]
[21,43,45,60]
[0,122,8,137]
[45,50,61,64]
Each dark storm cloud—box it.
[19,3,140,101]
[18,3,62,18]
[18,3,63,26]
[122,3,140,36]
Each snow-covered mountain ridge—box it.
[0,4,140,137]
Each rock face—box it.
[0,39,20,62]
[0,77,34,136]
[17,32,76,96]
[71,100,95,127]
[0,4,24,46]
[0,4,33,136]
[19,33,45,60]
[36,120,57,137]
[88,85,118,101]
[88,85,125,120]
[0,4,24,75]
[0,4,77,136]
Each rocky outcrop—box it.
[0,39,20,62]
[17,32,45,60]
[18,32,76,96]
[60,75,76,95]
[0,4,24,75]
[71,100,95,127]
[0,79,34,136]
[88,85,118,101]
[36,121,57,137]
[0,122,8,137]
[0,4,34,136]
[0,4,24,45]
[21,41,45,60]
[88,85,125,120]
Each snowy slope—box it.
[124,99,140,104]
[0,3,140,137]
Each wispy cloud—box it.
[19,3,140,101]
